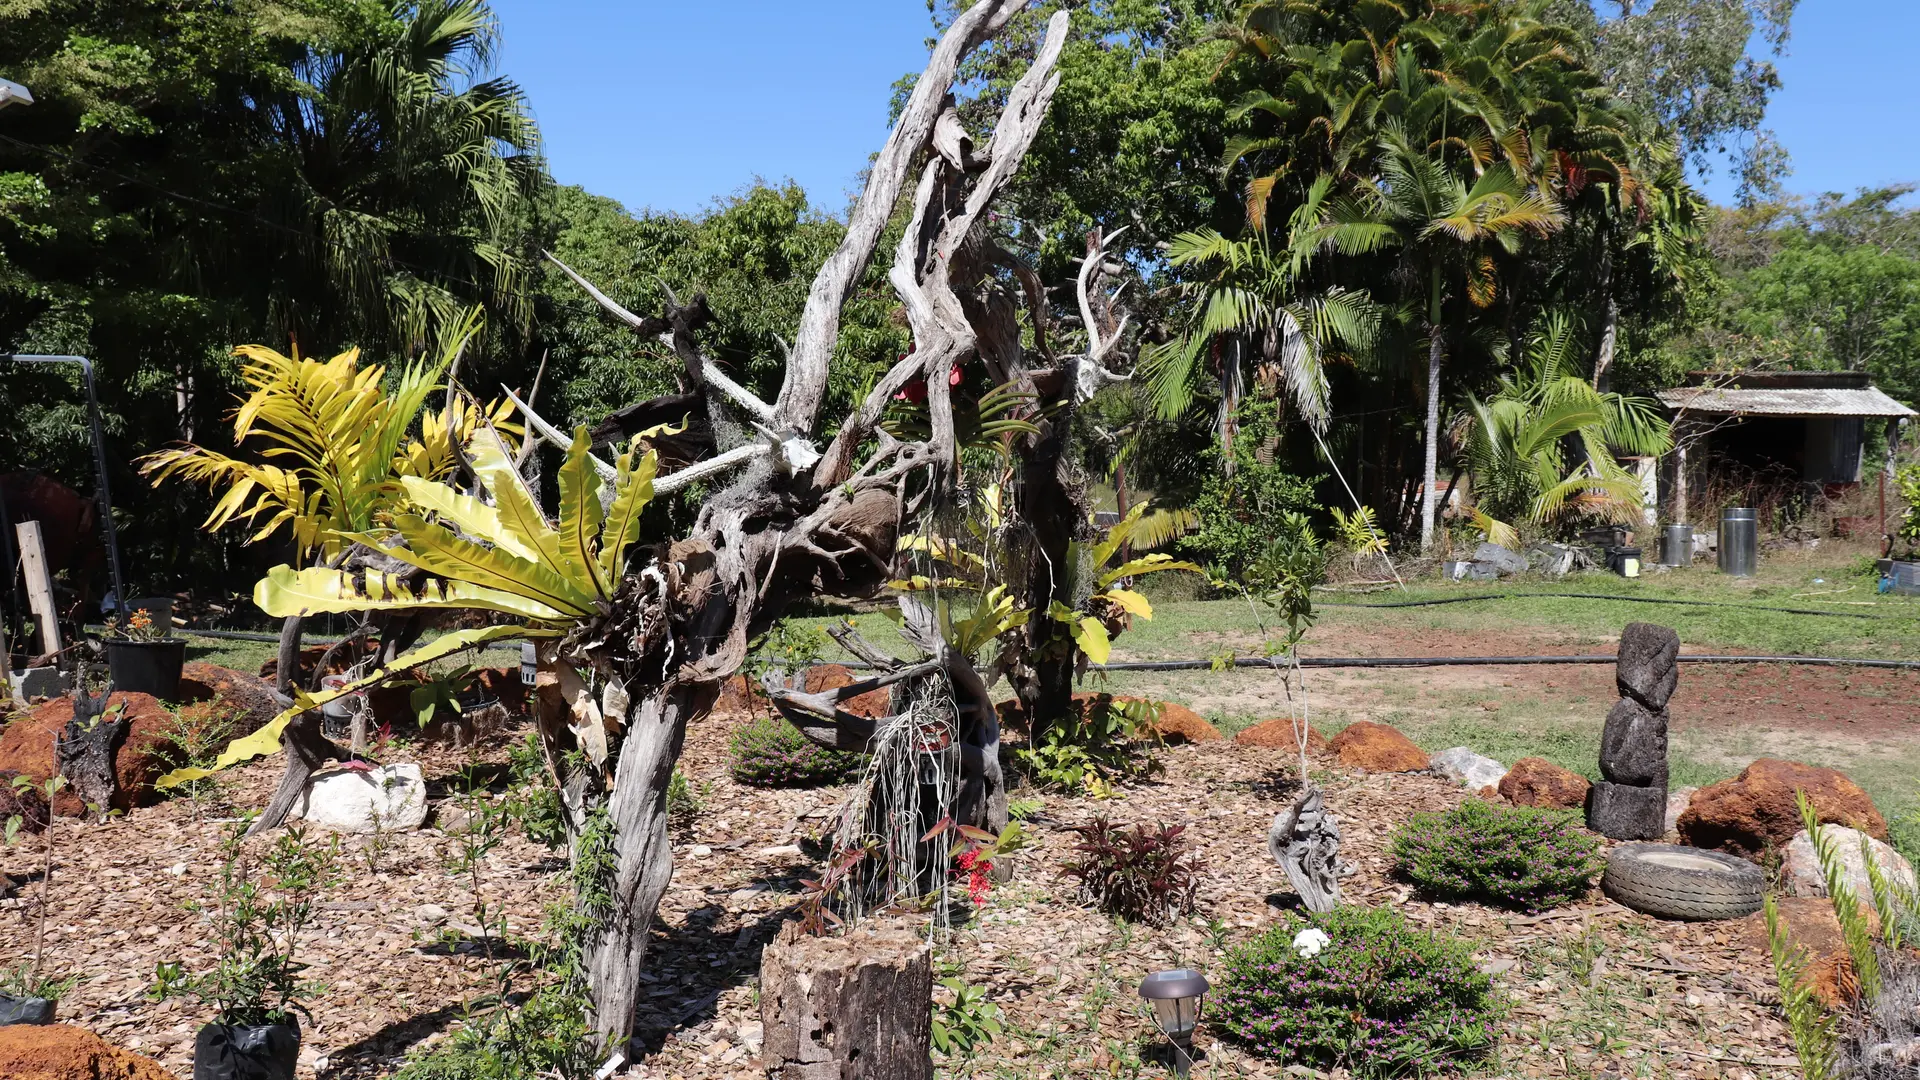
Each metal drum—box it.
[1660,524,1693,567]
[1718,508,1757,577]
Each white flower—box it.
[1292,928,1332,958]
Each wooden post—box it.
[15,521,61,658]
[760,920,933,1080]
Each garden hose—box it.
[1316,590,1915,621]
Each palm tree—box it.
[1144,176,1379,462]
[1457,312,1671,543]
[1320,125,1566,551]
[213,0,547,357]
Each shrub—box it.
[1216,905,1500,1076]
[1016,696,1161,794]
[1390,797,1601,911]
[729,715,864,788]
[1062,818,1198,925]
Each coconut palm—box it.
[1457,312,1672,544]
[1319,125,1567,551]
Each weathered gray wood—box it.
[14,521,61,657]
[777,0,1039,436]
[55,674,127,820]
[551,1,1070,1053]
[759,920,933,1080]
[1270,786,1348,912]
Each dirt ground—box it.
[0,698,1831,1080]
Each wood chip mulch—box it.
[0,710,1801,1080]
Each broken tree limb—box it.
[775,0,1042,434]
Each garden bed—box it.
[0,707,1813,1079]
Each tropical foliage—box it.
[139,330,518,563]
[1456,313,1672,542]
[157,427,657,789]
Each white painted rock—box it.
[1664,786,1697,837]
[1781,824,1918,900]
[291,763,428,834]
[1430,747,1505,791]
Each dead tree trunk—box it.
[759,920,933,1080]
[528,2,1073,1052]
[55,675,128,819]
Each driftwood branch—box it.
[774,0,1043,434]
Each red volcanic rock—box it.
[0,692,182,814]
[1678,758,1886,857]
[1498,757,1592,810]
[1233,719,1328,755]
[1326,721,1429,773]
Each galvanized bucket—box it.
[1659,524,1693,567]
[1718,508,1757,577]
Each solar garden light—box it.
[1139,968,1209,1076]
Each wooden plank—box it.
[15,520,61,657]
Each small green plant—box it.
[0,962,77,1002]
[409,664,483,729]
[931,977,1002,1059]
[503,731,568,849]
[1215,905,1500,1076]
[1765,894,1841,1080]
[1330,504,1389,568]
[1016,696,1162,795]
[1894,461,1920,553]
[728,715,865,788]
[156,701,241,817]
[151,819,340,1027]
[1390,798,1602,911]
[6,774,67,999]
[744,619,832,682]
[1006,796,1044,822]
[1062,817,1199,926]
[666,768,709,832]
[1798,790,1884,1000]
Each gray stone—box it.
[1615,622,1680,709]
[290,763,428,834]
[7,666,67,708]
[1471,543,1529,575]
[1664,786,1697,836]
[1528,543,1576,578]
[1598,697,1669,786]
[1781,824,1919,900]
[1430,747,1507,791]
[1588,780,1667,841]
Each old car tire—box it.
[1603,843,1764,921]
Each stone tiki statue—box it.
[1587,622,1679,840]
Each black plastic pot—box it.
[0,995,54,1025]
[193,1017,300,1080]
[104,638,186,699]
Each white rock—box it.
[290,763,428,834]
[1664,787,1697,837]
[1430,747,1506,791]
[414,903,450,926]
[687,845,713,857]
[1781,824,1918,900]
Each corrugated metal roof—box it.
[1656,386,1917,418]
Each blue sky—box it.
[491,0,1920,217]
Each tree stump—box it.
[54,679,129,820]
[1587,622,1678,840]
[759,920,932,1080]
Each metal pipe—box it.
[3,355,129,620]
